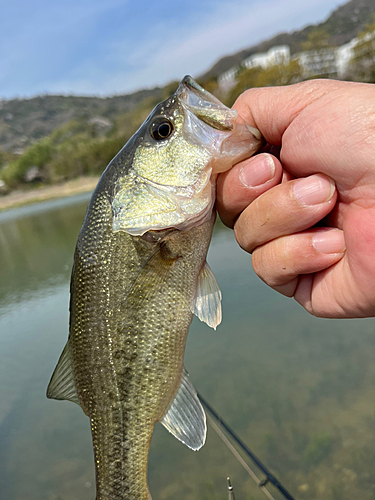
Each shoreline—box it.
[0,176,100,212]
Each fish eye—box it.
[150,118,174,141]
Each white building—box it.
[242,45,290,70]
[217,32,374,91]
[336,38,358,76]
[218,45,290,91]
[217,66,240,92]
[296,48,338,77]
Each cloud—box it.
[0,0,341,98]
[75,0,337,94]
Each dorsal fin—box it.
[46,341,80,407]
[160,368,206,450]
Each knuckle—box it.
[251,248,264,277]
[252,241,296,288]
[234,88,256,107]
[218,211,234,229]
[234,222,254,253]
[251,246,279,285]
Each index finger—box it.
[216,152,283,227]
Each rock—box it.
[298,484,309,492]
[0,179,9,195]
[88,116,112,134]
[24,166,44,183]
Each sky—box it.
[0,0,344,100]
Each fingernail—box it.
[239,153,275,187]
[313,229,345,254]
[293,174,335,205]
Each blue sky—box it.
[0,0,343,99]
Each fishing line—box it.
[198,392,296,500]
[206,412,275,500]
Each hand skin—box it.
[216,79,375,318]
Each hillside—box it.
[0,87,164,153]
[200,0,374,80]
[0,0,374,197]
[1,0,373,157]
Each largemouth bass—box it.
[47,76,262,500]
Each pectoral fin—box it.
[160,369,206,450]
[46,341,80,407]
[191,261,222,330]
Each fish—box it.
[47,76,262,500]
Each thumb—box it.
[232,79,374,184]
[232,79,344,146]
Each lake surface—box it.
[1,194,375,500]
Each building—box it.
[218,45,290,91]
[217,33,374,92]
[217,66,240,92]
[296,48,338,77]
[242,45,290,70]
[336,38,358,77]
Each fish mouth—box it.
[176,76,238,132]
[175,75,263,174]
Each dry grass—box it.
[0,176,100,211]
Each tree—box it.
[225,60,303,107]
[225,67,264,106]
[347,15,375,83]
[301,27,332,51]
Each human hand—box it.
[217,80,375,318]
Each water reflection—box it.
[0,195,374,500]
[0,194,90,308]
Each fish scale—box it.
[71,189,215,499]
[47,76,262,499]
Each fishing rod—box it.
[197,392,296,500]
[227,477,236,500]
[208,413,275,500]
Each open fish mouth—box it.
[177,75,238,132]
[176,75,262,174]
[178,75,261,140]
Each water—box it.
[1,195,375,500]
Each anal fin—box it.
[160,369,206,451]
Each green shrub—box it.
[1,138,52,187]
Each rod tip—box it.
[227,477,235,500]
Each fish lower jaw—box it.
[167,198,215,233]
[113,196,215,237]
